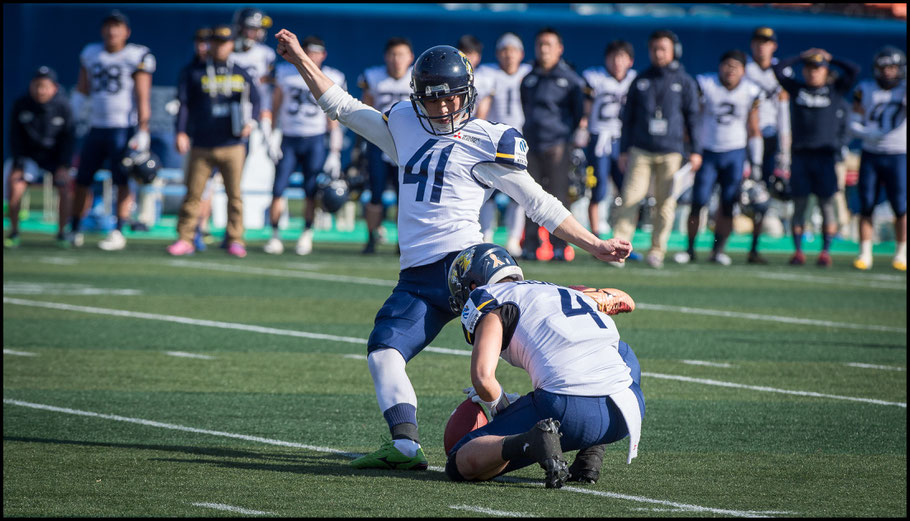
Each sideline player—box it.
[581,40,637,239]
[70,10,155,250]
[275,28,632,471]
[475,32,532,257]
[674,50,762,266]
[850,46,907,271]
[745,27,791,265]
[265,35,346,256]
[358,37,414,254]
[444,243,643,488]
[231,7,277,145]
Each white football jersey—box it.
[80,42,156,128]
[358,65,413,114]
[230,42,276,112]
[275,62,346,137]
[854,79,907,154]
[582,66,637,138]
[476,63,532,130]
[697,74,762,153]
[385,101,529,269]
[460,280,631,397]
[746,58,787,138]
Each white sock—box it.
[859,240,873,261]
[896,242,906,263]
[367,349,418,413]
[393,438,420,457]
[272,227,280,239]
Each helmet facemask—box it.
[410,85,477,136]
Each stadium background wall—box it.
[2,3,906,163]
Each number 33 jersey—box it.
[385,101,530,269]
[460,280,631,397]
[80,42,156,129]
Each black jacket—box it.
[774,55,859,153]
[519,59,586,149]
[9,91,75,170]
[175,59,261,148]
[619,61,702,156]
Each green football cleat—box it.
[4,236,21,249]
[350,439,428,470]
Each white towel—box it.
[608,386,642,464]
[594,132,612,157]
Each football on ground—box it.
[443,398,489,454]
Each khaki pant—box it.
[612,147,683,261]
[177,144,246,245]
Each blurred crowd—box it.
[4,7,906,270]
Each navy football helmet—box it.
[739,178,771,218]
[121,149,160,184]
[233,7,272,49]
[767,171,792,202]
[315,173,350,214]
[873,46,906,90]
[410,45,477,136]
[447,243,524,314]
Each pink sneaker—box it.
[167,240,195,256]
[227,242,247,258]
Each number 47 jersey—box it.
[385,101,530,269]
[460,280,631,397]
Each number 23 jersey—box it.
[385,101,529,269]
[460,280,630,397]
[80,42,156,129]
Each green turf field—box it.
[3,230,906,517]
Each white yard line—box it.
[4,297,904,408]
[846,363,905,372]
[754,272,905,290]
[190,502,273,515]
[4,349,38,357]
[682,360,735,368]
[2,398,776,518]
[449,505,532,517]
[162,260,905,333]
[644,372,906,408]
[166,351,215,360]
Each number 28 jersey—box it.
[80,42,156,129]
[275,62,346,137]
[385,101,529,269]
[460,280,630,397]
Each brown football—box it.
[443,398,489,454]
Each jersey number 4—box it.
[558,288,608,329]
[403,139,455,202]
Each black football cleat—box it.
[567,444,606,484]
[526,418,568,488]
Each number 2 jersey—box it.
[696,73,762,153]
[853,79,907,155]
[460,280,632,397]
[79,42,156,128]
[274,62,346,137]
[581,66,637,139]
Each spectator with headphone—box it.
[612,29,702,268]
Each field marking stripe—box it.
[635,303,905,333]
[846,363,905,371]
[3,398,766,518]
[4,349,38,357]
[159,260,904,333]
[449,504,531,517]
[4,297,903,408]
[2,398,360,457]
[644,372,906,408]
[190,502,272,515]
[166,351,215,360]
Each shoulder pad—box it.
[493,126,529,168]
[461,287,499,336]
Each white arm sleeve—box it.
[472,162,571,232]
[317,84,398,163]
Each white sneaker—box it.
[710,252,732,266]
[263,237,284,255]
[505,238,523,258]
[296,229,314,256]
[98,230,126,251]
[69,232,85,248]
[645,253,664,269]
[673,251,693,264]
